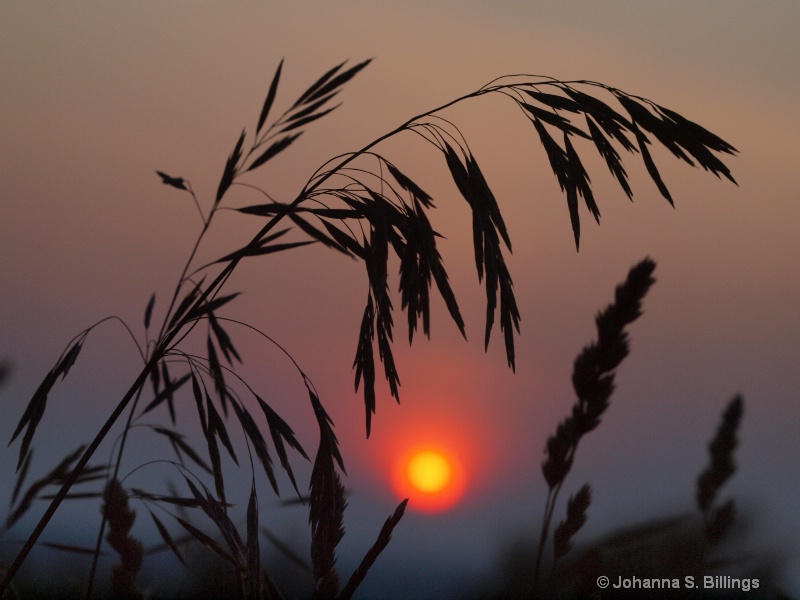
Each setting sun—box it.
[408,450,452,493]
[393,444,466,513]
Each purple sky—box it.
[2,2,799,597]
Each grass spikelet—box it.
[308,389,346,599]
[552,484,591,563]
[535,258,656,590]
[542,258,656,491]
[102,479,143,600]
[697,394,743,540]
[338,498,408,600]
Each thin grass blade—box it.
[338,498,408,600]
[185,292,241,322]
[636,133,673,205]
[256,59,283,134]
[209,314,241,365]
[148,509,187,566]
[303,58,372,106]
[155,170,188,191]
[141,373,190,417]
[280,105,341,133]
[151,426,212,474]
[292,60,347,109]
[247,133,302,172]
[244,479,261,598]
[174,517,236,566]
[215,128,246,205]
[144,293,156,330]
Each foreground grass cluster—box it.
[2,58,777,599]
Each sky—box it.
[1,1,799,597]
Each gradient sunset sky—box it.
[2,2,799,597]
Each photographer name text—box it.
[596,575,759,592]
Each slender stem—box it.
[532,442,578,592]
[155,216,213,346]
[533,489,556,592]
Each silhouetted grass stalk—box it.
[102,479,144,600]
[697,395,743,542]
[534,258,656,591]
[2,57,736,597]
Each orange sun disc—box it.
[408,450,452,493]
[393,447,465,513]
